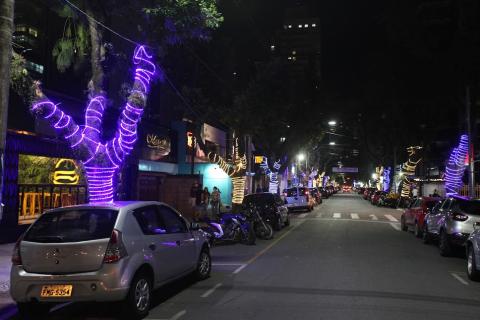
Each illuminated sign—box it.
[255,156,264,164]
[53,159,80,185]
[187,131,196,148]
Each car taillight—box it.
[12,237,22,266]
[103,229,127,264]
[451,213,468,222]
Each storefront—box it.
[1,131,87,240]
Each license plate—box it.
[40,285,73,297]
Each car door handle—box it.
[148,244,156,251]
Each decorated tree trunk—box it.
[400,146,423,198]
[445,135,468,196]
[260,157,282,194]
[30,46,155,203]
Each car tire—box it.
[243,224,256,245]
[285,215,290,226]
[123,272,152,319]
[17,302,51,319]
[467,245,480,281]
[414,221,422,238]
[401,216,408,232]
[194,247,211,281]
[273,216,282,231]
[439,229,453,257]
[422,224,432,244]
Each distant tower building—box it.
[277,5,321,92]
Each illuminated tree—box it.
[260,157,282,194]
[207,138,247,206]
[445,135,468,196]
[30,46,155,203]
[400,146,423,198]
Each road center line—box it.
[233,220,306,274]
[385,214,398,222]
[201,283,223,298]
[450,272,469,286]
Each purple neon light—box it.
[30,45,155,203]
[445,135,468,196]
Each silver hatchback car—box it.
[423,196,480,256]
[10,201,211,319]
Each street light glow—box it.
[297,153,305,161]
[329,142,336,145]
[328,120,337,126]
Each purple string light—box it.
[30,45,155,203]
[445,135,469,196]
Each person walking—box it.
[202,187,210,219]
[211,186,221,217]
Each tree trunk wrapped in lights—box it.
[445,135,468,196]
[30,46,155,203]
[207,138,247,205]
[260,157,282,194]
[400,146,423,198]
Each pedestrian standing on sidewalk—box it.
[211,186,221,217]
[190,181,199,209]
[202,187,210,219]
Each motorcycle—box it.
[200,212,256,246]
[247,205,274,240]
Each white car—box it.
[10,201,211,319]
[283,187,314,212]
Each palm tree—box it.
[0,0,14,218]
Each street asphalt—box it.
[4,193,480,319]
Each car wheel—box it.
[401,216,408,232]
[439,229,453,257]
[467,245,480,281]
[285,215,290,226]
[17,302,51,319]
[273,216,282,231]
[195,248,211,280]
[123,272,152,319]
[422,224,432,244]
[243,224,256,245]
[414,221,422,238]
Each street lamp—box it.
[372,173,378,180]
[328,120,337,126]
[329,141,336,145]
[297,153,305,161]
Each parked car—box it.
[401,196,442,237]
[466,225,480,281]
[381,192,400,208]
[423,196,480,256]
[371,191,387,205]
[10,201,211,319]
[342,185,352,193]
[242,193,290,230]
[363,188,376,200]
[308,187,323,205]
[283,187,315,212]
[319,187,330,199]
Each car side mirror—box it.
[190,222,200,231]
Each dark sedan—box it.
[243,193,290,230]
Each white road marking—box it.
[333,213,342,219]
[147,310,187,320]
[389,223,401,231]
[232,264,248,274]
[450,272,469,286]
[385,214,398,222]
[369,214,378,220]
[351,213,359,219]
[201,283,223,298]
[298,213,308,218]
[212,263,245,266]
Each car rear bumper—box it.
[10,265,130,303]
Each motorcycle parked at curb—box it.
[246,204,274,240]
[200,212,256,246]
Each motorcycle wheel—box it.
[256,222,274,240]
[242,224,256,245]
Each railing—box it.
[17,184,88,224]
[459,185,480,199]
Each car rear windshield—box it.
[243,194,274,206]
[458,201,480,215]
[24,209,119,243]
[285,189,298,197]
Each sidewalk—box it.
[0,243,14,310]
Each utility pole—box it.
[466,86,475,198]
[0,0,14,222]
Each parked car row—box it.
[360,188,400,208]
[400,195,480,282]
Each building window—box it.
[15,25,27,32]
[312,23,317,27]
[25,60,44,74]
[298,24,302,28]
[292,50,296,55]
[288,25,292,29]
[304,24,309,28]
[28,28,38,37]
[270,45,275,51]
